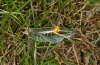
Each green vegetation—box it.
[0,0,100,65]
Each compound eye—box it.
[22,28,29,35]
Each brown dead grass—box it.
[0,0,100,65]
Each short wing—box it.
[52,35,64,43]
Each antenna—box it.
[59,14,64,26]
